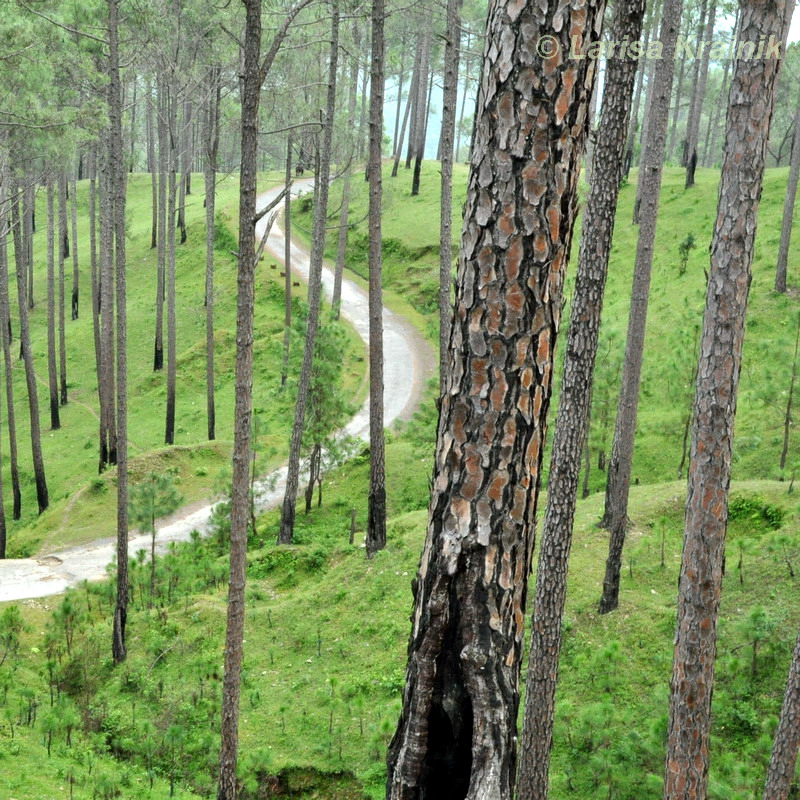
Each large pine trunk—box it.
[775,88,800,293]
[279,4,340,545]
[410,32,431,196]
[385,0,604,793]
[58,172,68,406]
[764,631,800,800]
[517,0,646,793]
[70,175,79,320]
[598,0,684,615]
[154,77,167,372]
[366,0,386,556]
[99,149,117,468]
[663,1,793,795]
[165,79,178,445]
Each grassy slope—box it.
[5,173,366,556]
[5,161,800,799]
[300,161,800,486]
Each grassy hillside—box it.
[3,173,366,556]
[298,162,800,487]
[5,422,798,798]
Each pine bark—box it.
[385,0,604,792]
[109,0,129,667]
[99,150,117,469]
[218,2,261,796]
[392,49,419,178]
[366,0,386,557]
[148,78,158,250]
[70,176,79,320]
[775,87,800,293]
[764,631,800,800]
[11,186,48,513]
[664,0,793,793]
[411,38,432,197]
[279,3,339,545]
[154,77,167,372]
[438,0,462,396]
[517,0,645,792]
[599,0,684,615]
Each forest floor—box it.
[3,160,800,799]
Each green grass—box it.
[300,161,800,486]
[4,173,366,556]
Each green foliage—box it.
[677,232,696,276]
[129,472,182,535]
[727,493,785,533]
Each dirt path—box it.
[0,180,435,603]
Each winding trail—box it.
[0,180,434,603]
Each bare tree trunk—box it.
[58,172,68,405]
[775,87,800,293]
[165,82,178,445]
[392,48,419,178]
[332,47,361,317]
[99,149,117,469]
[411,36,432,197]
[664,2,793,794]
[89,151,103,468]
[366,0,386,556]
[109,0,129,667]
[154,77,167,372]
[0,205,8,555]
[685,0,716,188]
[386,0,604,792]
[517,0,645,792]
[24,185,34,310]
[455,27,471,163]
[599,0,683,615]
[780,312,800,471]
[70,175,79,320]
[46,178,61,430]
[392,45,406,156]
[205,66,220,441]
[438,0,461,395]
[667,39,687,161]
[281,135,292,387]
[177,99,191,245]
[147,78,158,250]
[0,197,21,520]
[764,631,800,800]
[406,34,422,170]
[11,187,48,513]
[279,3,339,545]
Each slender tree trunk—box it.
[386,0,604,792]
[599,0,683,615]
[279,3,339,545]
[205,66,220,441]
[58,172,68,405]
[154,78,166,372]
[177,99,191,245]
[358,52,368,161]
[438,0,461,395]
[685,0,716,187]
[11,187,48,513]
[764,631,800,800]
[517,0,645,792]
[165,82,178,445]
[455,27,471,163]
[109,0,129,667]
[0,198,21,520]
[89,151,103,469]
[411,38,432,197]
[46,178,61,430]
[775,87,800,293]
[70,174,79,320]
[129,75,137,172]
[148,78,158,250]
[667,43,687,161]
[218,2,261,796]
[332,48,360,318]
[99,150,117,469]
[664,2,793,794]
[281,135,292,387]
[393,45,406,156]
[392,50,419,178]
[24,185,34,310]
[0,207,8,556]
[780,312,800,471]
[406,34,422,170]
[366,0,386,556]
